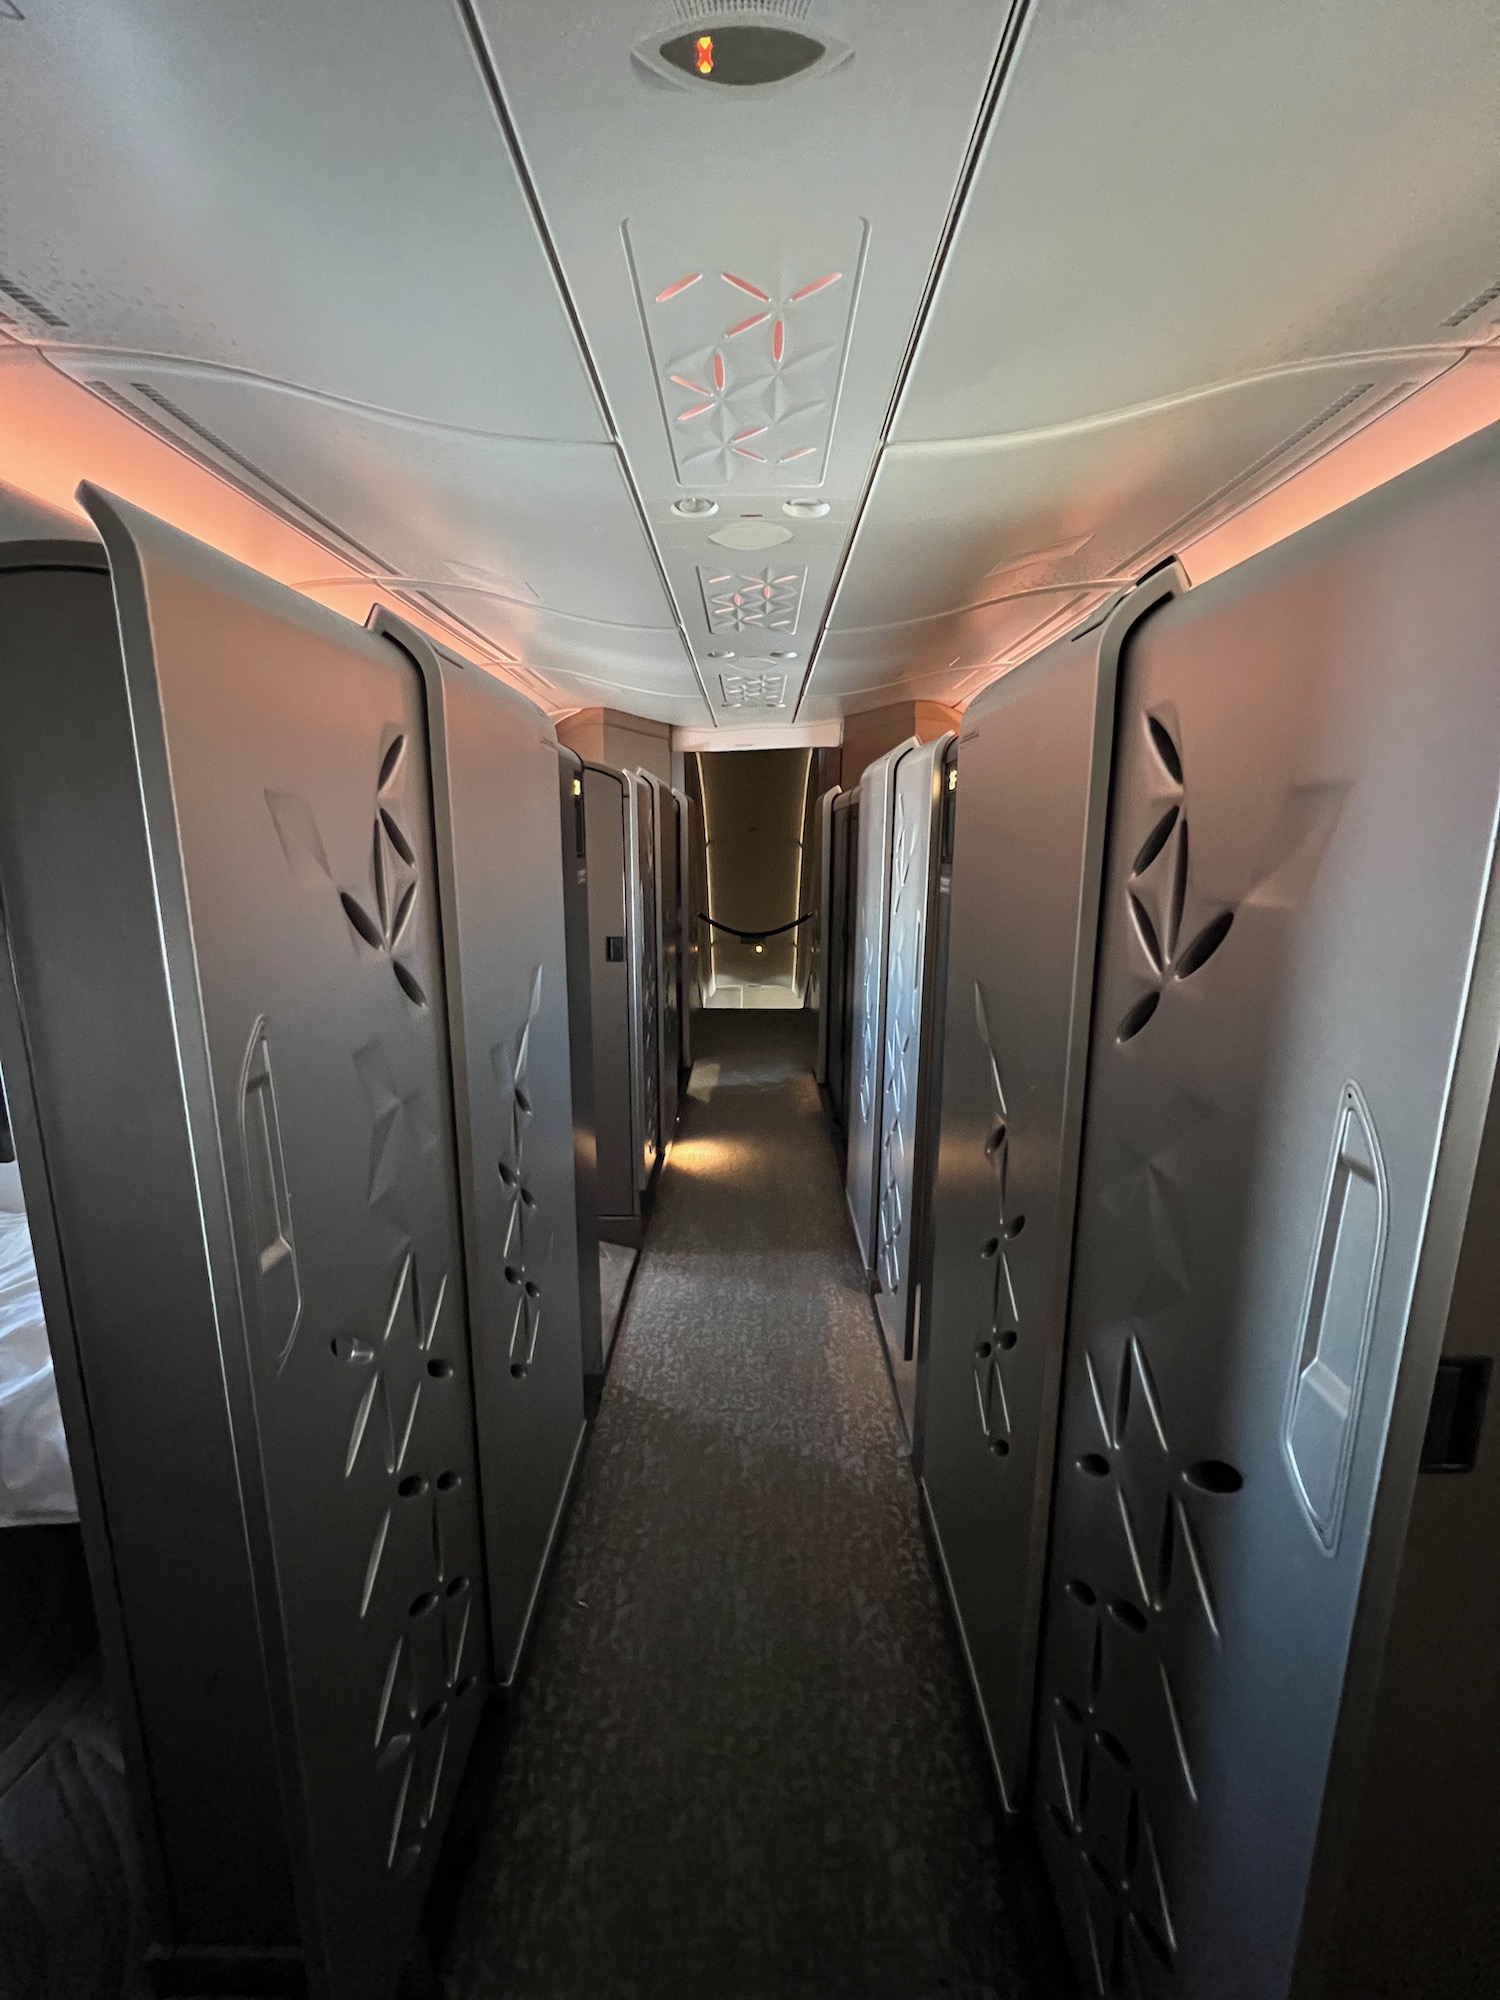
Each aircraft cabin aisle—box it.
[1,6,1500,2000]
[443,1010,1067,1999]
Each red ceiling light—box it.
[790,273,842,301]
[655,26,832,88]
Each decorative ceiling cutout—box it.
[699,563,805,635]
[627,219,866,487]
[719,670,789,710]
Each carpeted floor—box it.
[445,1012,1071,2000]
[596,1242,637,1364]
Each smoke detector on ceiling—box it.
[634,17,851,93]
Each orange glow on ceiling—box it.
[0,339,551,707]
[695,34,714,75]
[1181,349,1500,587]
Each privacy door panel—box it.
[677,789,697,1070]
[1034,433,1500,2000]
[920,616,1122,1808]
[875,741,945,1361]
[846,744,914,1268]
[630,776,661,1191]
[91,495,487,2000]
[826,795,859,1140]
[815,788,839,1087]
[380,616,585,1685]
[0,551,298,1952]
[583,768,637,1228]
[557,750,603,1385]
[655,781,682,1151]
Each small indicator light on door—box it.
[572,778,582,797]
[695,34,714,74]
[754,942,764,954]
[948,767,958,792]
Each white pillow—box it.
[0,1208,77,1524]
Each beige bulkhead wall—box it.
[555,707,673,787]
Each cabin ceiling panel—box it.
[471,0,1025,707]
[439,610,713,727]
[66,359,682,636]
[655,504,846,673]
[0,0,604,440]
[0,0,1495,732]
[894,0,1500,445]
[820,353,1452,654]
[797,587,1102,722]
[625,219,867,491]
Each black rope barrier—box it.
[696,911,814,943]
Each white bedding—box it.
[0,1171,77,1526]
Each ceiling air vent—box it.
[1442,276,1500,331]
[1122,379,1390,574]
[87,378,391,575]
[0,270,66,334]
[674,0,810,19]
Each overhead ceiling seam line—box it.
[791,0,1037,721]
[882,344,1475,458]
[278,573,684,635]
[28,343,623,448]
[64,358,540,684]
[451,0,717,726]
[1110,366,1465,580]
[838,575,1138,635]
[72,361,429,604]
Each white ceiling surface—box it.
[808,0,1500,720]
[474,0,1021,723]
[0,2,1496,729]
[0,0,705,720]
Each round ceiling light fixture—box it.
[672,497,718,518]
[782,499,831,519]
[658,25,826,87]
[633,22,852,93]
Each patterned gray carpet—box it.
[596,1242,637,1363]
[445,1012,1070,2000]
